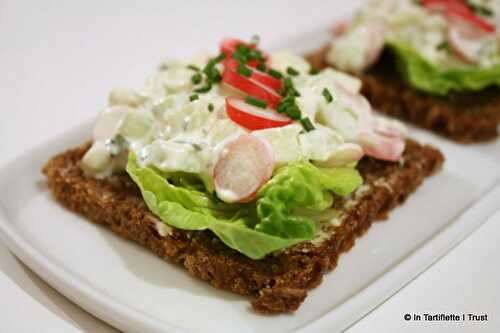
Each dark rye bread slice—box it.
[306,46,500,143]
[42,141,443,314]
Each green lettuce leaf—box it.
[126,155,362,259]
[256,163,362,238]
[388,41,500,96]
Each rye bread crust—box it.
[306,46,500,143]
[42,140,443,314]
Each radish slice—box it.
[214,134,274,203]
[358,131,406,162]
[224,59,282,91]
[222,66,282,109]
[226,96,292,131]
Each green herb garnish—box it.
[257,62,267,72]
[466,0,493,16]
[437,41,451,53]
[322,88,333,103]
[309,67,319,75]
[267,68,283,79]
[300,118,315,132]
[244,96,267,109]
[189,94,199,101]
[286,67,299,76]
[202,53,225,85]
[287,106,302,119]
[191,72,202,84]
[194,83,212,93]
[208,103,214,112]
[213,53,227,63]
[282,77,300,97]
[187,64,200,71]
[237,63,252,77]
[232,42,265,65]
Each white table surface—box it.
[1,0,498,332]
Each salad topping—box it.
[327,0,500,95]
[81,38,407,259]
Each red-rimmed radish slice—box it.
[226,96,292,131]
[222,67,282,109]
[423,0,495,33]
[224,59,282,91]
[358,131,406,162]
[219,38,268,67]
[214,134,274,203]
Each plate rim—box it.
[0,122,499,333]
[0,123,186,333]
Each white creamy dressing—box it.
[327,0,500,71]
[82,50,404,189]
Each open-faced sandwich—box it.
[43,37,444,314]
[307,0,500,142]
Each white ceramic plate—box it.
[0,118,499,333]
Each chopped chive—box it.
[257,62,267,72]
[286,105,302,119]
[437,41,450,51]
[286,66,299,76]
[281,77,300,97]
[237,63,252,77]
[189,94,199,101]
[214,73,222,82]
[232,52,248,64]
[466,0,493,16]
[309,67,319,75]
[208,103,214,112]
[244,96,267,109]
[191,73,202,84]
[249,49,264,61]
[203,63,221,83]
[277,103,287,113]
[283,77,294,89]
[187,64,200,71]
[267,68,283,79]
[322,88,333,103]
[236,44,248,53]
[213,53,227,63]
[194,83,212,93]
[300,118,315,132]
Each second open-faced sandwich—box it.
[43,37,444,314]
[308,0,500,142]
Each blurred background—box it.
[0,1,498,332]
